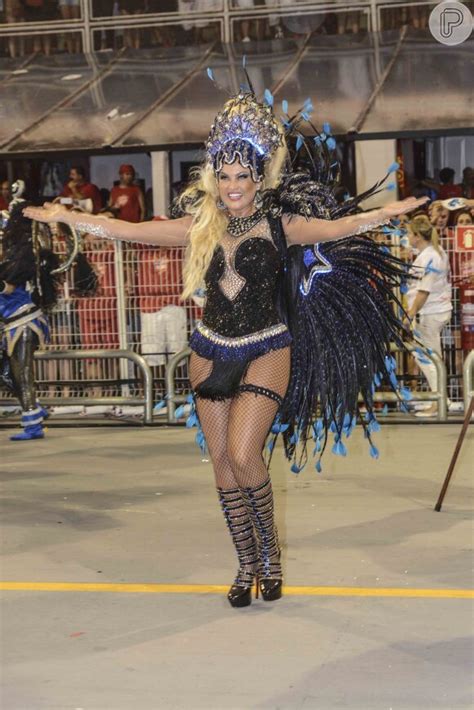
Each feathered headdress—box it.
[205,70,282,182]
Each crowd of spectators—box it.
[0,0,446,57]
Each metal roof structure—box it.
[0,28,472,157]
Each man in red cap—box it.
[109,164,145,223]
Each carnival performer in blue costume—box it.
[24,84,428,606]
[2,182,95,441]
[0,183,60,441]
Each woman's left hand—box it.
[382,196,430,219]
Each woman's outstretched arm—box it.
[283,196,430,245]
[22,204,192,247]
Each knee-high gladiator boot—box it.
[217,487,259,608]
[241,478,283,601]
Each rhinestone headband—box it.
[206,91,282,182]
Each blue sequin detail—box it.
[189,325,292,362]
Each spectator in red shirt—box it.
[422,167,464,201]
[109,164,145,223]
[58,166,102,214]
[0,181,11,212]
[461,167,474,199]
[437,167,463,200]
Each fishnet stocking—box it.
[189,347,290,585]
[189,347,291,489]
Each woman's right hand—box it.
[22,203,70,224]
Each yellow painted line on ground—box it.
[0,582,473,599]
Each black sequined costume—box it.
[189,210,292,402]
[185,174,413,475]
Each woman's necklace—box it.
[227,209,264,237]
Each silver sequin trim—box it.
[196,321,288,347]
[347,216,391,237]
[74,220,114,240]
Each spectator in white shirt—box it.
[406,214,452,417]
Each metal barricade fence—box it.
[35,349,154,424]
[0,225,470,417]
[463,350,474,415]
[0,235,200,410]
[440,227,473,403]
[164,343,449,423]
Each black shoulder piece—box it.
[263,173,338,221]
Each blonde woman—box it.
[407,215,452,417]
[24,88,427,608]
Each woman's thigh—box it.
[189,351,213,390]
[227,347,291,466]
[242,346,291,399]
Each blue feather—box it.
[369,444,379,459]
[296,135,304,151]
[386,182,396,191]
[332,439,347,457]
[267,438,276,452]
[206,67,214,82]
[153,400,166,411]
[400,386,412,401]
[185,413,197,429]
[315,459,322,473]
[282,99,288,114]
[368,419,381,434]
[323,122,331,134]
[291,462,303,474]
[289,431,299,445]
[387,161,400,174]
[174,405,185,419]
[264,88,274,106]
[326,137,336,150]
[195,430,207,453]
[389,371,399,389]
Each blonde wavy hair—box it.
[179,131,288,300]
[410,214,441,254]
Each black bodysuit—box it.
[189,212,292,363]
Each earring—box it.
[254,190,263,210]
[217,199,226,210]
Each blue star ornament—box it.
[300,244,333,296]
